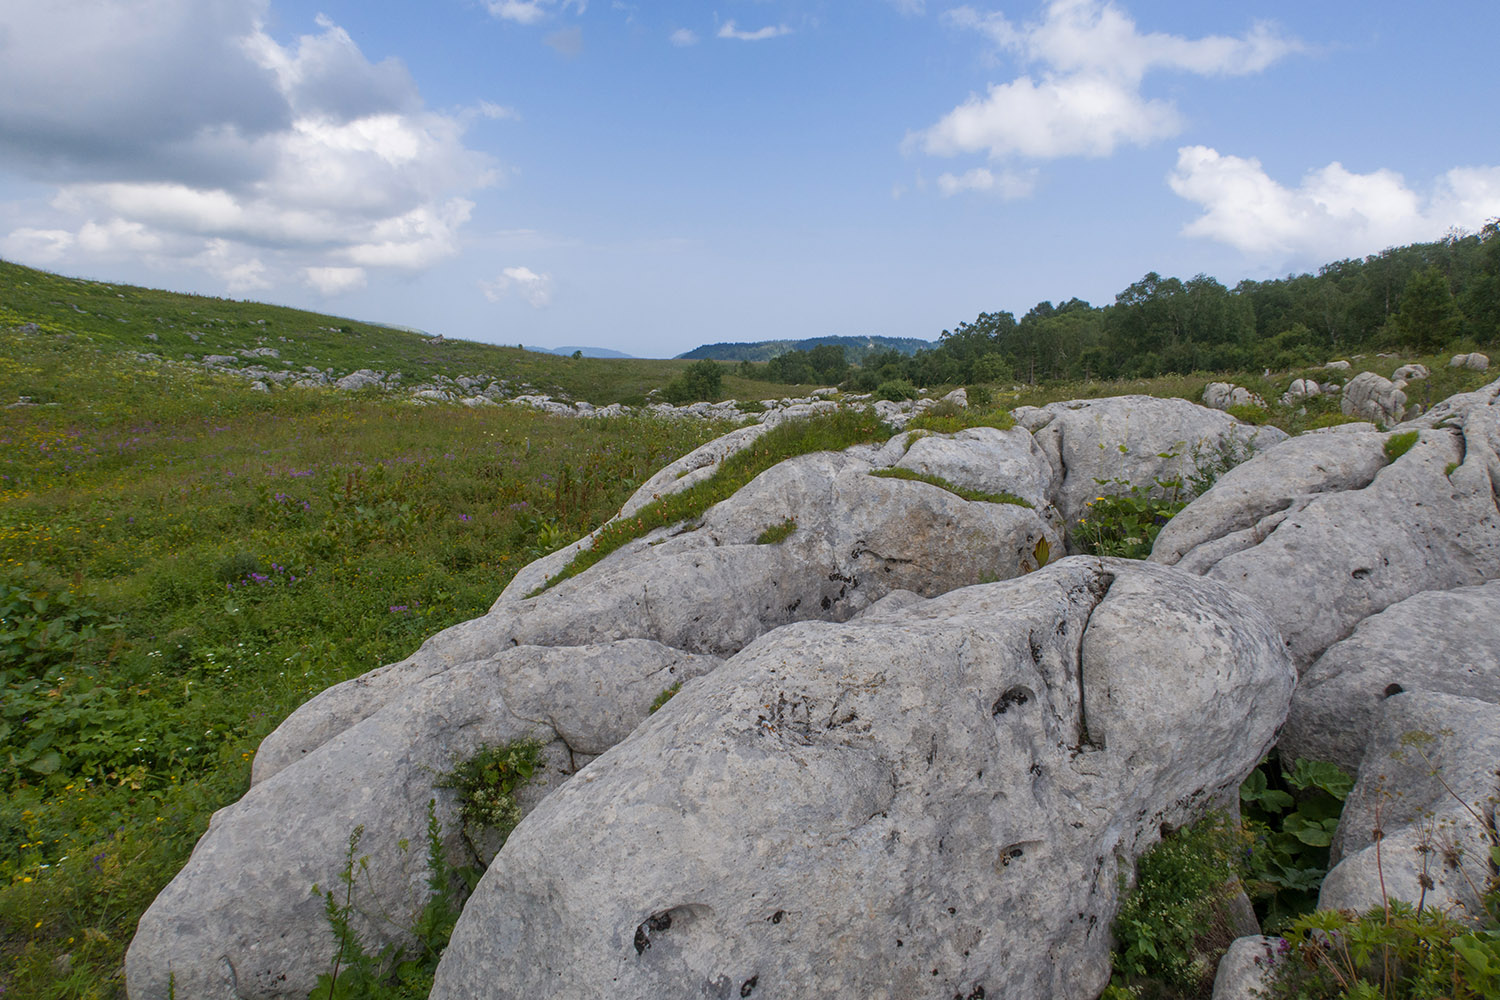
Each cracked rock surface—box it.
[429,558,1294,1000]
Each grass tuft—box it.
[868,467,1033,507]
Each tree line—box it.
[742,225,1500,390]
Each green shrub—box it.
[1074,478,1188,560]
[662,360,724,405]
[1110,813,1248,997]
[876,379,918,402]
[905,406,1016,435]
[1239,757,1352,928]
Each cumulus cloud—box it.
[481,266,554,307]
[718,21,793,42]
[915,1,1298,166]
[669,28,699,47]
[1169,146,1500,261]
[936,167,1037,199]
[0,2,495,294]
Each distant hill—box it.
[525,345,635,359]
[678,335,934,363]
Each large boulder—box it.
[127,640,722,1000]
[1012,395,1285,530]
[1318,691,1500,924]
[429,559,1295,1000]
[1340,370,1407,426]
[1279,580,1500,774]
[1153,380,1500,668]
[1202,383,1265,411]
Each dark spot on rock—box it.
[1028,761,1042,777]
[896,939,903,947]
[769,910,784,924]
[1352,567,1371,580]
[992,686,1033,715]
[740,975,758,997]
[932,969,939,976]
[1384,683,1404,698]
[785,598,801,613]
[821,596,832,610]
[633,910,674,955]
[947,907,956,915]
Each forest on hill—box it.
[678,334,934,363]
[742,226,1500,390]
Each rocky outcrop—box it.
[1341,370,1408,426]
[1451,352,1491,371]
[1279,580,1500,774]
[1013,395,1285,529]
[1211,936,1285,1000]
[1152,381,1500,668]
[430,559,1294,1000]
[1318,691,1500,924]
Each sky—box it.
[2,1,1498,359]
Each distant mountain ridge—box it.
[525,345,636,359]
[678,335,934,363]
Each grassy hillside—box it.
[0,260,806,405]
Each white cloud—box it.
[718,21,793,42]
[481,266,554,307]
[196,238,271,294]
[889,0,926,14]
[669,28,699,47]
[0,228,75,263]
[0,3,496,296]
[915,1,1299,166]
[484,0,586,26]
[1168,145,1500,261]
[936,166,1037,199]
[305,266,367,295]
[474,101,521,121]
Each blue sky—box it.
[2,1,1497,358]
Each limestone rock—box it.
[1280,581,1500,774]
[1451,352,1491,371]
[1154,382,1500,667]
[1212,936,1286,1000]
[1013,395,1286,529]
[1203,383,1266,411]
[1325,360,1352,371]
[429,559,1295,1000]
[1341,371,1407,426]
[1392,363,1430,382]
[1318,692,1500,924]
[335,369,382,391]
[126,641,720,1000]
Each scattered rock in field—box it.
[1392,363,1429,382]
[1450,352,1490,371]
[1340,370,1408,426]
[1202,382,1265,411]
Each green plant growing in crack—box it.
[755,518,798,544]
[310,740,545,999]
[649,682,681,713]
[310,801,466,1000]
[437,737,546,859]
[1384,429,1420,462]
[867,466,1034,507]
